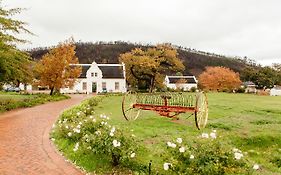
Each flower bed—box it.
[51,96,261,174]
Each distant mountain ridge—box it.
[29,41,257,77]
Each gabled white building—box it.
[60,62,127,94]
[164,75,198,91]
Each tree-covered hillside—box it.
[29,41,257,76]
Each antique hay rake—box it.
[122,91,208,130]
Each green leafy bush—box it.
[51,97,147,174]
[163,131,255,175]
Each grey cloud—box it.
[4,0,281,65]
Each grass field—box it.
[52,93,281,174]
[86,93,281,174]
[0,92,69,113]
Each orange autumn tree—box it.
[35,39,81,95]
[199,66,241,91]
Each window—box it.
[91,72,98,77]
[115,82,119,90]
[82,82,87,90]
[102,82,106,90]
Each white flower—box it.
[179,147,185,153]
[234,152,243,160]
[77,112,81,116]
[73,128,80,133]
[110,132,114,136]
[130,152,136,158]
[111,127,116,133]
[210,132,216,139]
[92,119,96,122]
[73,142,79,152]
[233,148,239,152]
[51,138,55,141]
[201,133,209,138]
[79,122,82,125]
[95,130,101,135]
[190,155,195,159]
[167,142,177,148]
[131,134,136,137]
[212,129,216,133]
[52,124,56,128]
[77,124,81,129]
[65,125,69,129]
[87,146,92,150]
[89,115,93,119]
[113,140,121,147]
[253,164,259,170]
[163,163,171,170]
[58,120,62,124]
[67,132,72,137]
[176,138,183,143]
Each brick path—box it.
[0,95,89,175]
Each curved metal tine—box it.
[125,107,134,113]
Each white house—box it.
[60,62,127,94]
[164,75,198,91]
[242,81,257,93]
[270,86,281,96]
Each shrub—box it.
[163,131,254,175]
[51,97,147,173]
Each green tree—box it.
[35,39,82,95]
[0,2,33,88]
[254,66,279,89]
[119,44,185,92]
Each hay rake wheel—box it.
[195,92,208,130]
[122,91,141,121]
[122,91,209,130]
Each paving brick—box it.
[0,95,89,175]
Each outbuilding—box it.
[270,86,281,96]
[164,75,198,91]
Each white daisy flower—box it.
[234,152,243,160]
[201,133,209,138]
[253,164,259,170]
[190,155,195,159]
[163,163,171,170]
[130,152,136,158]
[210,132,216,139]
[179,147,185,153]
[176,138,183,143]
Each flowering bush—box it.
[51,97,147,173]
[163,131,255,175]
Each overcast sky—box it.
[4,0,281,66]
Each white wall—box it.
[270,89,281,96]
[102,79,127,93]
[166,83,197,91]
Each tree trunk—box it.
[50,87,54,95]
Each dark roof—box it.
[98,66,124,78]
[80,66,91,78]
[243,81,255,86]
[168,77,197,84]
[78,65,124,78]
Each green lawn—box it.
[90,93,281,174]
[0,92,69,113]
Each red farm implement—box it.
[122,91,208,130]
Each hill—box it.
[29,41,257,77]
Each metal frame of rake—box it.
[122,91,208,130]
